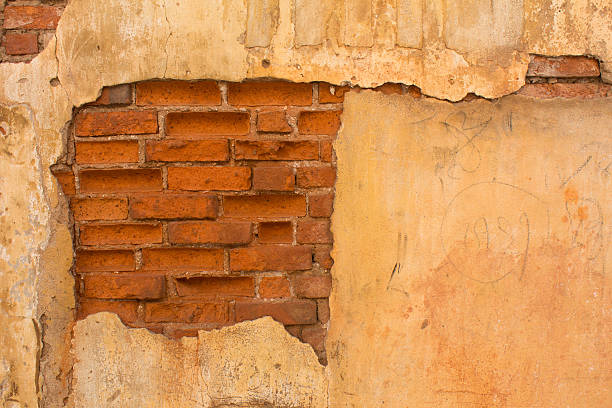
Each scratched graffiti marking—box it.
[441,181,547,283]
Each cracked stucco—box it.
[0,0,610,406]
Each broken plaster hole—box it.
[51,79,352,366]
[50,78,61,87]
[261,58,271,68]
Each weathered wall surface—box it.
[0,0,610,407]
[330,91,611,406]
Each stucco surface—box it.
[330,91,611,406]
[55,0,612,104]
[0,0,610,406]
[72,314,327,407]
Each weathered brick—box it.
[92,84,132,106]
[3,32,37,55]
[3,5,61,29]
[297,220,332,244]
[167,166,251,191]
[175,276,255,297]
[257,111,292,132]
[301,325,326,352]
[314,246,334,269]
[317,299,330,323]
[136,80,221,105]
[374,83,403,95]
[291,274,332,298]
[79,223,162,246]
[235,140,318,160]
[223,194,306,217]
[259,277,291,298]
[52,170,76,195]
[166,112,249,137]
[527,55,600,78]
[71,197,128,221]
[130,194,218,219]
[168,221,252,244]
[141,248,223,271]
[320,141,333,162]
[228,81,312,106]
[230,245,312,271]
[82,273,165,300]
[235,300,317,325]
[318,83,350,103]
[298,111,342,135]
[309,193,334,217]
[252,166,295,191]
[517,83,611,99]
[75,111,158,136]
[75,140,139,164]
[297,166,336,188]
[79,169,162,193]
[78,299,138,323]
[145,139,229,162]
[145,302,227,323]
[258,221,293,243]
[75,250,135,272]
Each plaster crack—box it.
[162,2,172,78]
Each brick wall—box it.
[1,1,65,62]
[51,56,606,364]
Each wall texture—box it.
[0,0,610,407]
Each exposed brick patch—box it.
[54,71,602,363]
[3,32,37,55]
[527,55,600,78]
[3,5,61,29]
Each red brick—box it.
[297,166,336,188]
[3,32,37,55]
[230,245,312,271]
[258,222,293,243]
[318,83,350,103]
[167,166,251,191]
[301,325,326,352]
[141,248,223,271]
[168,221,252,244]
[309,193,334,217]
[320,141,333,162]
[297,220,332,244]
[527,55,600,78]
[235,300,317,325]
[92,84,132,106]
[175,276,255,297]
[71,197,128,221]
[314,246,334,269]
[145,302,227,323]
[130,194,218,219]
[223,194,306,217]
[235,140,319,161]
[136,80,221,105]
[75,111,158,136]
[75,250,135,272]
[252,166,295,191]
[291,274,332,298]
[228,81,312,106]
[517,83,611,99]
[82,273,165,299]
[374,83,403,95]
[78,299,138,323]
[298,111,342,135]
[52,170,76,195]
[317,299,330,323]
[79,223,162,246]
[259,277,291,298]
[75,140,139,164]
[145,139,228,162]
[79,169,162,193]
[3,6,61,29]
[257,111,292,132]
[166,111,249,137]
